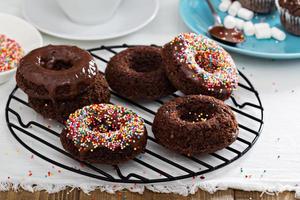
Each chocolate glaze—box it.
[209,26,245,45]
[28,73,110,123]
[16,45,98,100]
[279,0,300,16]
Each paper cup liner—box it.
[239,0,276,14]
[276,0,300,36]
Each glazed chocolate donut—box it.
[105,46,176,100]
[152,95,239,156]
[16,45,98,100]
[29,74,110,123]
[162,33,238,100]
[60,104,147,164]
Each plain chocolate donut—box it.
[105,46,176,100]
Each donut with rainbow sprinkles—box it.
[60,103,147,165]
[162,33,238,100]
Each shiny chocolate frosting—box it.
[17,45,98,100]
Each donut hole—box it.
[52,60,73,70]
[89,117,121,132]
[40,58,73,71]
[178,103,216,123]
[128,51,162,73]
[195,53,218,73]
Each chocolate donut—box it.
[16,45,98,100]
[152,95,239,156]
[162,33,238,101]
[105,46,176,100]
[29,74,110,123]
[60,104,147,164]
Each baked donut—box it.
[152,95,239,156]
[16,45,98,100]
[105,46,176,100]
[162,33,238,101]
[29,74,110,123]
[60,104,147,164]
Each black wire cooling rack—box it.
[5,44,264,184]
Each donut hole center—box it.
[40,56,73,71]
[129,51,162,72]
[89,117,120,133]
[195,53,218,73]
[179,104,216,123]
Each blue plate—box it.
[179,0,300,59]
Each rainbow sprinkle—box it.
[0,34,24,72]
[66,104,145,152]
[170,33,238,92]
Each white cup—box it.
[56,0,122,25]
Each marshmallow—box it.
[254,23,271,39]
[224,15,236,29]
[254,23,270,31]
[243,21,255,36]
[255,28,272,39]
[237,8,254,21]
[235,18,245,30]
[271,27,286,41]
[219,0,232,12]
[228,1,242,16]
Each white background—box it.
[1,0,300,196]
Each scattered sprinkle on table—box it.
[28,170,32,176]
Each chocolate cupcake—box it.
[276,0,300,36]
[238,0,276,14]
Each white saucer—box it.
[0,13,43,53]
[22,0,159,41]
